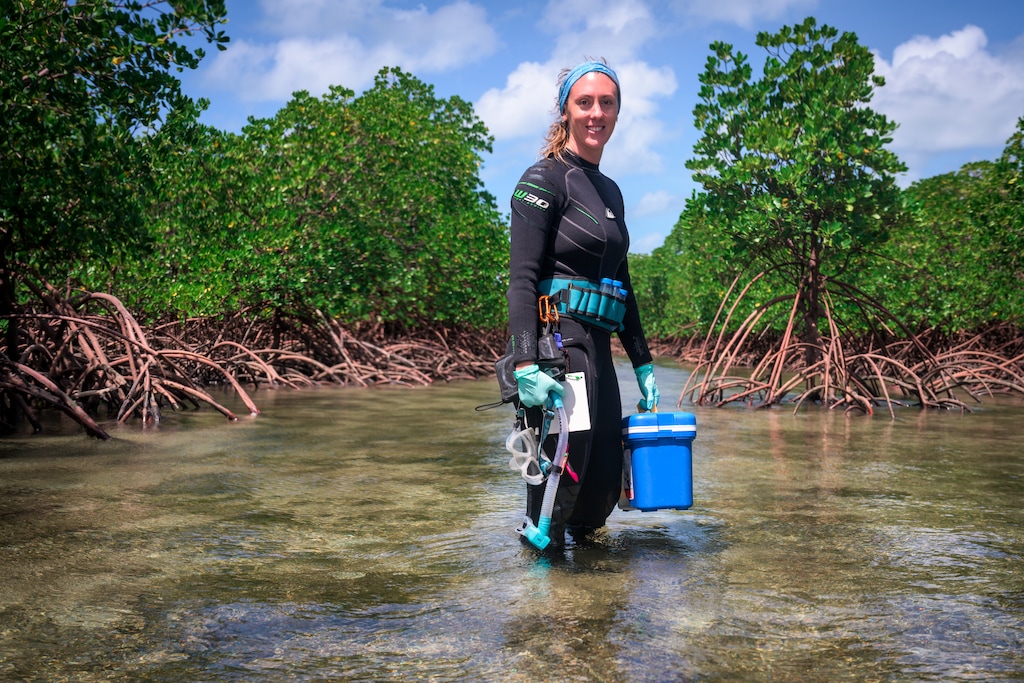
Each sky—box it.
[177,0,1024,254]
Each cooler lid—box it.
[621,411,697,438]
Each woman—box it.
[507,60,660,550]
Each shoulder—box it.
[517,156,566,186]
[513,157,568,206]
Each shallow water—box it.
[1,361,1022,682]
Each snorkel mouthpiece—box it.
[520,517,552,550]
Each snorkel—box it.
[518,391,569,550]
[507,295,570,551]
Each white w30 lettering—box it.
[514,190,550,210]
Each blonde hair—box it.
[540,121,571,161]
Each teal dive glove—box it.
[514,364,565,408]
[635,363,660,412]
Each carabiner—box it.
[538,295,560,324]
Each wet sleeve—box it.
[507,164,560,365]
[598,178,652,368]
[616,262,654,368]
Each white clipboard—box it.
[561,372,590,432]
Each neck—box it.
[565,147,600,168]
[567,142,601,165]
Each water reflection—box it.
[1,361,1022,681]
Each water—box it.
[1,360,1022,682]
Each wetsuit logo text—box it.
[513,189,550,211]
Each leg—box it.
[521,320,623,545]
[565,329,623,529]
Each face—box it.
[563,72,619,164]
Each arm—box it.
[507,163,561,368]
[618,261,659,411]
[616,258,654,369]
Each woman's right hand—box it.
[513,364,564,407]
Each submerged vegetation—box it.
[2,6,1022,436]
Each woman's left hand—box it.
[635,363,659,412]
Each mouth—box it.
[586,125,605,134]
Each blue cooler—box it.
[621,412,696,511]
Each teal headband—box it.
[558,61,620,113]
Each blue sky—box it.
[177,0,1024,254]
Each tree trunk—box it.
[801,238,824,371]
[1,255,23,431]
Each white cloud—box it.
[624,190,685,253]
[474,62,560,140]
[872,25,1024,155]
[672,0,816,29]
[201,1,499,100]
[630,229,668,255]
[543,0,656,63]
[633,190,683,217]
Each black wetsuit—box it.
[508,150,653,546]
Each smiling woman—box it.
[503,60,660,552]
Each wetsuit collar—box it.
[560,149,600,172]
